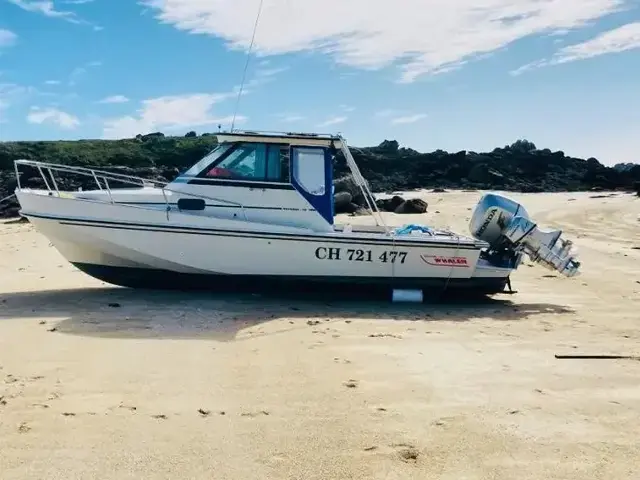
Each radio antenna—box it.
[230,0,265,132]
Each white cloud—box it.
[68,68,86,86]
[8,0,78,20]
[390,113,428,125]
[27,107,80,129]
[0,29,17,47]
[68,60,101,86]
[236,64,289,93]
[0,83,26,98]
[375,109,401,118]
[44,80,61,85]
[317,116,348,127]
[275,113,305,123]
[0,83,35,111]
[98,95,130,104]
[338,71,358,80]
[102,93,244,139]
[512,22,640,74]
[143,0,629,82]
[255,66,289,78]
[375,109,427,124]
[7,0,101,28]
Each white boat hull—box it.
[18,191,511,296]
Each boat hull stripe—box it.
[23,212,482,249]
[113,201,315,211]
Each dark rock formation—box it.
[333,191,353,212]
[393,198,428,214]
[333,174,378,215]
[375,195,406,213]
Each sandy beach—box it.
[1,190,639,480]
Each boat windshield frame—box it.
[179,143,233,177]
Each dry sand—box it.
[1,190,639,479]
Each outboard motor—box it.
[470,193,580,277]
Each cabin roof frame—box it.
[215,130,344,149]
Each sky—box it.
[0,0,639,165]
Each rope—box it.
[231,0,266,132]
[441,235,461,297]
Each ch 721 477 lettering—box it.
[314,247,407,264]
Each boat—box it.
[12,130,581,299]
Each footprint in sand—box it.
[334,357,352,364]
[368,333,402,339]
[365,443,420,463]
[118,403,137,412]
[240,410,270,418]
[391,443,420,463]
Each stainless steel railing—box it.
[14,159,250,221]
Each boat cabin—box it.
[167,131,347,232]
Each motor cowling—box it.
[469,193,580,277]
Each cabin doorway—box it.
[291,146,333,224]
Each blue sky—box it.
[0,0,639,165]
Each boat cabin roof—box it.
[216,130,344,149]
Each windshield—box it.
[180,144,232,177]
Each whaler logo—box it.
[420,255,469,267]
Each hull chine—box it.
[71,262,510,298]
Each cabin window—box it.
[205,143,267,180]
[267,145,290,182]
[204,142,290,183]
[292,147,326,196]
[181,144,232,177]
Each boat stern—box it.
[470,193,580,277]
